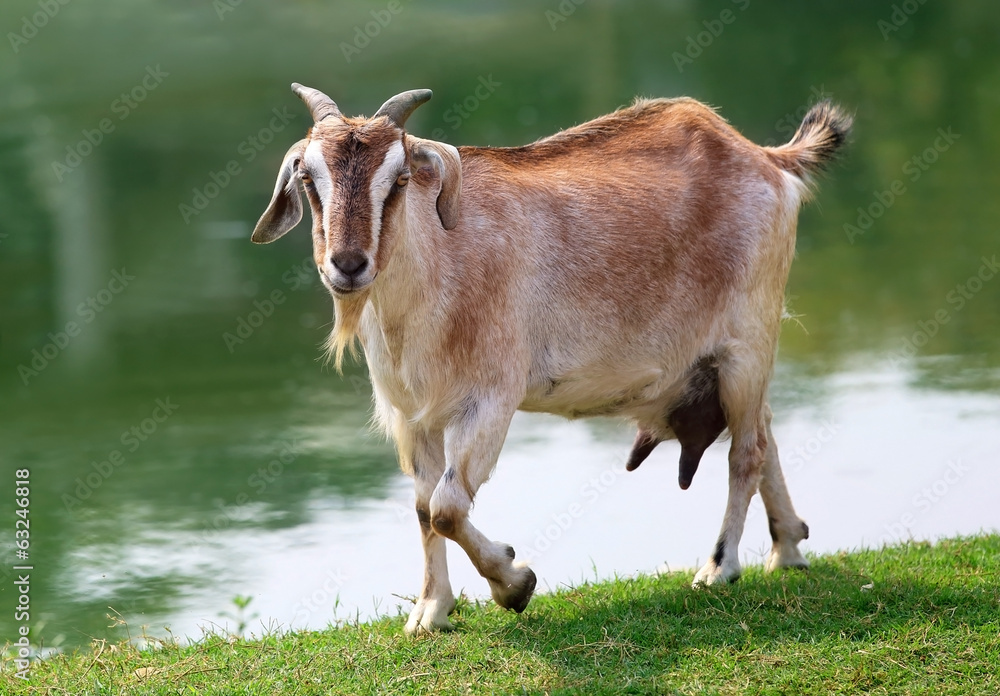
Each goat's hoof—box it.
[404,596,456,635]
[765,545,810,573]
[489,563,536,613]
[693,559,741,588]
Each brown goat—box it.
[252,84,851,633]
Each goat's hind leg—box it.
[693,348,769,587]
[759,407,810,572]
[405,430,457,635]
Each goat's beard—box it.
[324,289,371,372]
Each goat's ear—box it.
[252,139,307,244]
[408,137,462,230]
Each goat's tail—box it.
[765,100,853,182]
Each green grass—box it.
[5,535,999,695]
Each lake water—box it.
[1,1,998,650]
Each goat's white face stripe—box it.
[369,141,406,249]
[303,140,334,217]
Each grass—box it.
[5,535,999,695]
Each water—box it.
[1,0,998,650]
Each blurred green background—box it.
[1,0,998,651]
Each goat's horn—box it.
[373,89,432,128]
[291,83,342,122]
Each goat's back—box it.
[443,99,798,398]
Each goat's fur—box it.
[252,86,852,634]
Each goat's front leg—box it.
[429,400,537,613]
[405,429,456,635]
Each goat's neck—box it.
[367,212,441,336]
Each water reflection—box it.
[0,0,998,650]
[38,361,1000,645]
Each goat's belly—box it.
[519,366,678,419]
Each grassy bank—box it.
[5,535,999,695]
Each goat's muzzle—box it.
[323,250,375,295]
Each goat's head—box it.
[252,84,462,300]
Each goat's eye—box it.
[300,173,313,185]
[395,173,410,187]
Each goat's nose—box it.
[331,250,368,277]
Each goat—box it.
[251,83,851,634]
